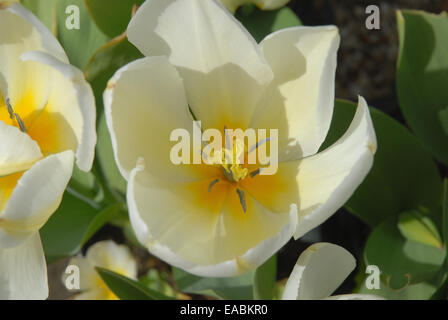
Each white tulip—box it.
[0,3,96,299]
[66,241,137,300]
[104,0,376,277]
[282,242,384,300]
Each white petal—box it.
[252,26,340,160]
[127,0,273,130]
[0,232,48,300]
[325,294,385,300]
[85,240,137,279]
[282,242,356,300]
[104,56,211,181]
[5,3,67,61]
[20,51,96,172]
[0,3,67,109]
[127,162,297,277]
[294,96,376,239]
[0,120,42,176]
[0,150,74,249]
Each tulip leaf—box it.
[84,0,144,38]
[236,5,302,43]
[443,179,448,255]
[96,114,127,195]
[398,210,443,249]
[439,107,448,136]
[85,32,143,114]
[253,255,277,300]
[96,267,172,300]
[322,99,442,227]
[364,217,446,289]
[40,192,120,262]
[396,10,448,165]
[173,267,254,300]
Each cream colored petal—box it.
[252,26,339,160]
[282,242,356,300]
[324,294,385,300]
[0,150,74,249]
[0,120,42,176]
[86,241,137,279]
[127,162,297,277]
[73,288,109,300]
[294,96,376,239]
[104,56,214,182]
[127,0,273,130]
[0,232,48,300]
[65,256,97,291]
[0,3,67,118]
[20,51,96,171]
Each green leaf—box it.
[322,99,442,227]
[96,113,127,195]
[85,0,144,38]
[443,179,448,255]
[40,192,120,262]
[364,217,446,289]
[139,269,177,298]
[173,267,254,300]
[20,0,58,33]
[236,5,302,43]
[96,267,172,300]
[398,210,443,249]
[68,165,99,200]
[396,10,448,165]
[440,107,448,136]
[253,255,276,300]
[85,32,143,115]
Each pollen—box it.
[206,138,248,182]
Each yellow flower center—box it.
[206,139,249,182]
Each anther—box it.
[236,188,247,213]
[14,113,27,133]
[208,179,220,192]
[5,98,14,119]
[250,168,261,178]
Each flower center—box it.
[206,138,248,183]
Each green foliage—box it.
[236,4,302,42]
[85,0,144,38]
[398,210,443,249]
[397,10,448,165]
[253,255,277,300]
[173,267,255,300]
[40,192,121,262]
[323,99,442,227]
[96,267,172,300]
[364,217,446,289]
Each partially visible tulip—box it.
[66,241,137,300]
[282,242,384,300]
[0,3,96,299]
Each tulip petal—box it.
[0,232,48,300]
[104,56,216,181]
[127,162,297,277]
[252,26,340,160]
[293,96,376,239]
[0,4,68,133]
[282,242,355,300]
[127,0,273,130]
[19,51,96,172]
[0,150,74,249]
[0,120,42,176]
